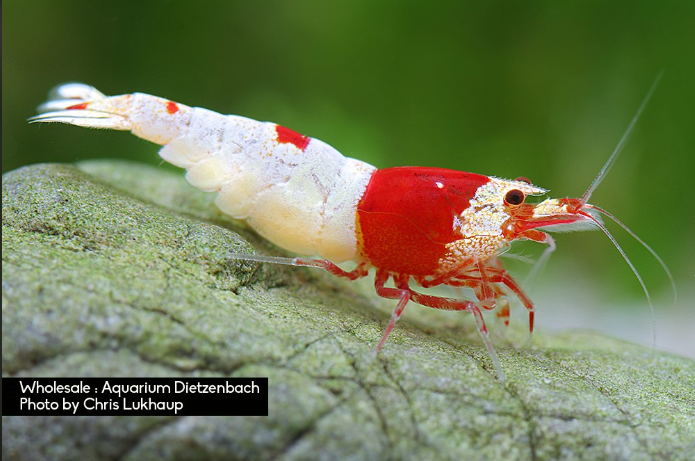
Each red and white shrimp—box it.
[30,80,672,380]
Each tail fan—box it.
[29,83,132,130]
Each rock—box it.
[3,161,694,461]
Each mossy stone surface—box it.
[3,161,694,461]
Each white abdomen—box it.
[159,107,376,262]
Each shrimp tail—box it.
[29,83,132,131]
[29,83,191,145]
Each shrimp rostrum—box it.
[31,82,671,380]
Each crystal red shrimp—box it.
[30,79,672,381]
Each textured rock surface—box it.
[3,161,694,461]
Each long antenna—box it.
[578,210,657,347]
[581,72,664,205]
[585,204,677,303]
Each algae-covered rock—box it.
[3,161,694,461]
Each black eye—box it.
[504,189,525,206]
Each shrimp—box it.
[30,79,672,381]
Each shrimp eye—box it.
[515,176,532,185]
[504,189,525,206]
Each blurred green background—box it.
[3,1,693,356]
